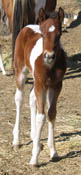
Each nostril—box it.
[44,52,55,59]
[52,53,55,59]
[44,52,48,59]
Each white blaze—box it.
[49,25,55,32]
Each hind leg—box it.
[13,68,27,146]
[29,87,37,141]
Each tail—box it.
[12,0,23,65]
[13,0,28,35]
[12,0,35,65]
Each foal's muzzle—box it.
[43,51,56,65]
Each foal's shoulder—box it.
[18,24,42,41]
[26,24,41,34]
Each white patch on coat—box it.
[18,66,28,85]
[49,25,55,32]
[26,25,41,34]
[30,37,43,73]
[19,72,25,86]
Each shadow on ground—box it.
[68,11,81,29]
[64,53,81,79]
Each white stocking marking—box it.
[29,88,37,141]
[13,88,24,145]
[30,113,45,165]
[48,121,57,158]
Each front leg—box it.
[30,86,46,166]
[30,113,45,165]
[47,84,62,160]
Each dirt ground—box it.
[0,0,81,174]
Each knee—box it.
[48,108,56,121]
[36,113,46,127]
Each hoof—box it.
[13,144,21,151]
[2,72,6,75]
[29,159,38,167]
[29,163,39,168]
[50,154,61,162]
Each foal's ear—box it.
[58,7,64,24]
[37,8,46,24]
[39,8,45,18]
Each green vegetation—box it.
[77,0,81,5]
[3,54,12,70]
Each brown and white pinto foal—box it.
[13,8,66,166]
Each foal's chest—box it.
[34,65,64,89]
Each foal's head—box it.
[40,8,64,67]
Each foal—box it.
[13,8,66,166]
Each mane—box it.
[45,11,57,19]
